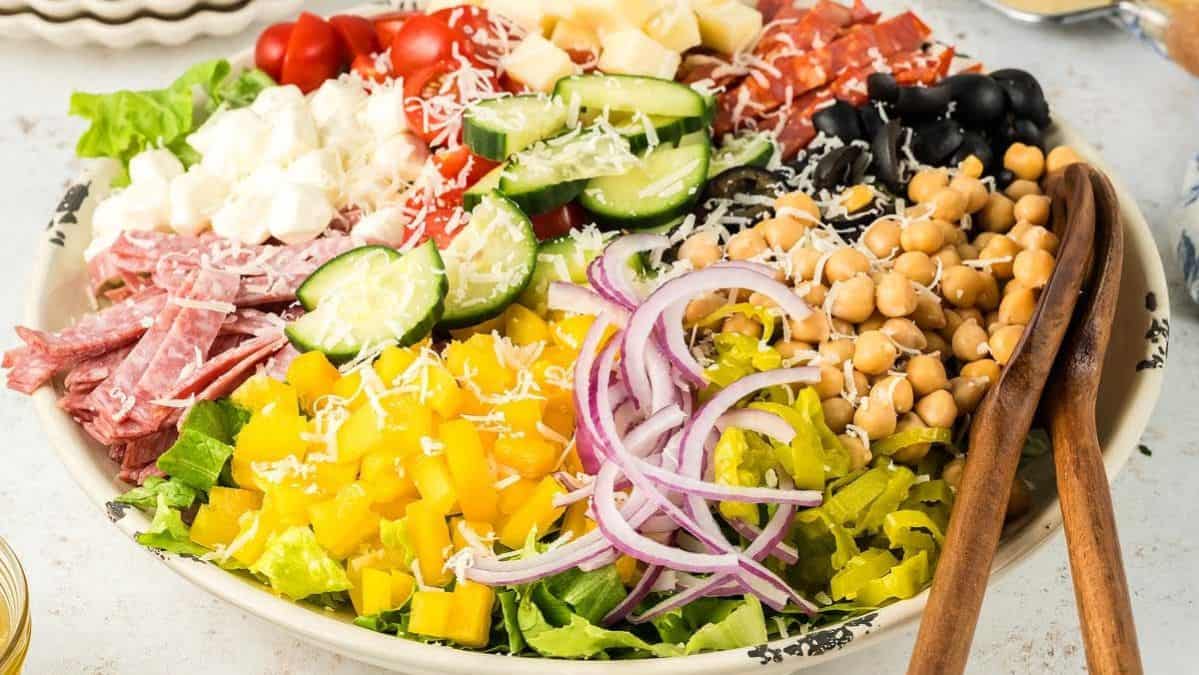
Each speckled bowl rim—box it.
[23,20,1171,675]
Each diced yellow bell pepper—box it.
[447,581,496,648]
[408,590,454,639]
[287,351,340,412]
[560,445,584,475]
[504,304,550,346]
[420,364,463,419]
[495,399,545,434]
[390,570,416,608]
[312,460,359,495]
[449,517,495,551]
[561,500,593,540]
[230,504,295,567]
[541,390,575,439]
[374,345,419,387]
[309,483,381,559]
[494,434,560,479]
[234,408,308,463]
[406,454,458,516]
[331,370,367,410]
[550,315,595,350]
[441,420,498,523]
[498,478,540,515]
[406,500,453,587]
[346,546,408,585]
[615,554,639,586]
[444,335,514,395]
[447,312,505,340]
[189,487,264,549]
[498,476,566,549]
[354,567,395,616]
[231,374,299,416]
[230,456,262,492]
[361,450,418,504]
[260,482,321,525]
[335,394,433,464]
[371,496,416,521]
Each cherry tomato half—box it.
[351,53,389,84]
[404,59,499,146]
[329,14,380,62]
[433,146,499,189]
[431,6,521,68]
[281,13,344,94]
[373,10,415,47]
[255,21,294,81]
[531,203,588,241]
[422,205,468,248]
[389,14,471,78]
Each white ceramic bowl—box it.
[23,38,1170,675]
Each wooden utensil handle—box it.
[1052,403,1144,674]
[1165,4,1199,77]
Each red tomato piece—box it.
[433,146,499,189]
[281,13,345,94]
[403,58,500,147]
[351,53,390,84]
[330,14,380,62]
[430,6,522,68]
[389,14,472,78]
[373,10,415,47]
[255,22,294,81]
[531,203,587,241]
[421,205,469,248]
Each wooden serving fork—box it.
[907,164,1097,674]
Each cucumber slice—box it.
[286,241,446,363]
[463,95,568,161]
[500,127,638,215]
[580,135,711,229]
[518,227,615,315]
[612,113,686,153]
[554,74,708,120]
[464,164,504,211]
[439,191,538,328]
[295,245,399,311]
[709,131,777,177]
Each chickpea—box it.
[924,331,951,359]
[870,375,914,414]
[727,229,767,261]
[976,274,1000,311]
[925,188,966,223]
[989,324,1025,365]
[854,398,898,439]
[831,318,856,336]
[999,288,1037,325]
[882,317,926,351]
[892,413,932,464]
[958,154,984,179]
[1004,179,1042,202]
[940,265,983,308]
[788,311,830,344]
[950,376,989,414]
[1046,145,1083,174]
[825,248,870,283]
[1004,142,1046,181]
[908,169,949,203]
[679,231,721,269]
[973,232,999,250]
[956,243,980,261]
[1013,248,1055,288]
[961,358,1001,384]
[830,276,876,323]
[943,456,966,489]
[949,174,989,213]
[1006,478,1032,520]
[747,292,778,310]
[938,219,966,246]
[911,292,947,331]
[775,340,815,360]
[915,389,958,428]
[839,433,873,471]
[979,235,1021,279]
[1019,225,1059,254]
[814,364,846,399]
[1007,221,1033,242]
[952,320,990,362]
[986,311,1003,334]
[850,369,870,398]
[1003,278,1033,298]
[958,307,984,325]
[756,216,807,251]
[684,292,726,324]
[894,251,937,286]
[863,218,902,258]
[876,271,918,318]
[978,193,1016,233]
[820,338,856,366]
[789,247,822,281]
[822,397,854,434]
[1013,194,1051,226]
[853,330,899,375]
[722,313,762,337]
[933,246,962,269]
[775,191,821,225]
[942,308,966,341]
[907,354,949,395]
[900,219,946,254]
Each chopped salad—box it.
[6,0,1084,660]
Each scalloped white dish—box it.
[0,0,240,21]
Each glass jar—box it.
[0,537,29,675]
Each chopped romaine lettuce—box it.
[378,518,416,567]
[497,589,526,654]
[250,526,352,601]
[683,596,768,655]
[544,565,627,625]
[135,493,208,556]
[155,400,249,491]
[518,588,683,659]
[115,476,197,511]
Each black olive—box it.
[813,145,867,191]
[949,131,994,172]
[704,166,782,202]
[1010,118,1045,149]
[867,72,899,103]
[994,169,1016,190]
[944,74,1006,128]
[858,103,886,140]
[991,68,1051,128]
[827,208,880,242]
[894,83,952,119]
[912,119,964,165]
[871,119,904,193]
[813,100,863,142]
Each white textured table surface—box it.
[0,1,1197,673]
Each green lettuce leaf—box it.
[215,68,276,108]
[156,400,248,491]
[378,518,416,567]
[135,493,208,556]
[354,607,411,635]
[518,589,682,659]
[649,610,691,645]
[683,596,768,655]
[544,565,627,625]
[497,589,526,654]
[250,526,352,601]
[115,476,197,511]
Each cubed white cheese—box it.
[211,193,272,245]
[571,0,660,39]
[361,81,409,141]
[550,19,601,55]
[87,192,135,259]
[250,84,307,119]
[694,1,762,55]
[597,29,681,80]
[308,77,369,143]
[371,132,431,183]
[644,2,701,53]
[116,182,172,233]
[288,148,345,203]
[263,103,320,166]
[190,108,269,183]
[503,35,578,93]
[483,0,556,35]
[128,149,184,189]
[267,182,336,245]
[168,166,229,236]
[352,206,410,246]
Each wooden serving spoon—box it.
[1047,166,1143,674]
[907,163,1097,675]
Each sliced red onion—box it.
[715,408,797,445]
[602,564,664,626]
[729,514,799,565]
[634,460,822,506]
[548,281,629,321]
[578,548,620,572]
[599,233,670,306]
[623,406,686,457]
[552,481,595,508]
[628,574,741,624]
[586,257,636,311]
